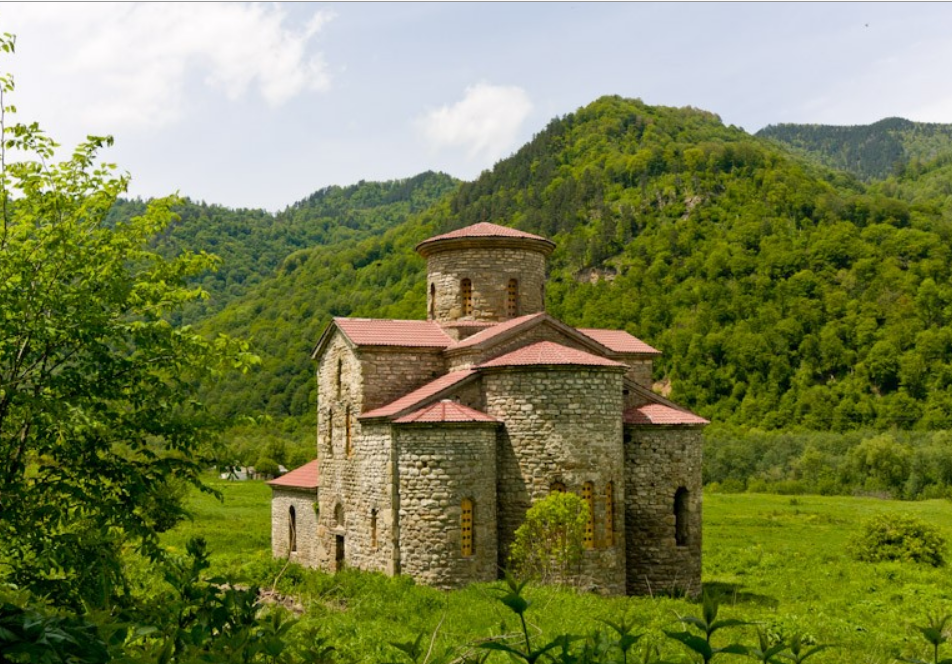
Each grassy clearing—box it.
[164,479,952,662]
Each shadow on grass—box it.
[700,582,780,608]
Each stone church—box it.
[269,221,707,595]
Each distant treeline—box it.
[705,427,952,500]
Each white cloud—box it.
[3,3,334,130]
[419,83,533,163]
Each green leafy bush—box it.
[508,492,589,586]
[850,513,947,566]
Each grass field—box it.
[163,478,952,662]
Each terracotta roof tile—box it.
[422,222,550,243]
[577,329,661,355]
[360,369,478,419]
[448,313,546,350]
[393,400,499,424]
[478,341,626,369]
[267,459,320,489]
[335,318,453,348]
[624,404,709,426]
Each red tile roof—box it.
[416,222,556,256]
[360,369,478,419]
[422,222,550,243]
[393,400,499,424]
[335,318,453,348]
[448,313,546,350]
[267,459,320,489]
[577,329,660,355]
[623,404,709,426]
[478,341,626,369]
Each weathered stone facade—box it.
[274,222,707,595]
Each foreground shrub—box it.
[508,492,588,585]
[850,513,947,566]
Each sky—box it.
[2,2,952,211]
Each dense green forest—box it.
[188,97,952,447]
[108,172,459,324]
[757,117,952,181]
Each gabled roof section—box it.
[448,312,547,350]
[624,404,709,426]
[312,317,453,359]
[267,459,320,489]
[416,222,556,257]
[446,313,615,361]
[478,341,627,369]
[360,369,479,420]
[393,400,499,424]
[577,328,661,355]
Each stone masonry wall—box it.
[395,424,498,588]
[624,426,703,596]
[315,332,401,575]
[271,487,321,567]
[447,323,602,373]
[619,357,653,389]
[360,348,447,413]
[427,247,547,323]
[316,423,396,574]
[483,367,627,595]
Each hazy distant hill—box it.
[757,117,952,181]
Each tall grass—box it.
[164,477,952,662]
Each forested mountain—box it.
[196,95,952,436]
[757,117,952,181]
[108,172,459,323]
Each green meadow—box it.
[164,479,952,662]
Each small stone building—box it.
[279,222,707,595]
[268,460,321,564]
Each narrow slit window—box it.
[605,481,615,547]
[336,358,343,398]
[461,278,473,316]
[429,283,436,319]
[461,498,474,557]
[289,505,297,553]
[507,278,519,317]
[327,409,334,455]
[370,509,378,549]
[675,487,689,546]
[582,482,595,549]
[345,406,352,457]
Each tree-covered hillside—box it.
[757,117,952,181]
[200,96,952,433]
[109,172,459,323]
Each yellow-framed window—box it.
[461,498,474,557]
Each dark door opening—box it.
[335,535,345,572]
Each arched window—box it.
[582,482,595,549]
[507,278,519,317]
[370,509,378,549]
[429,283,436,319]
[674,487,689,546]
[345,406,352,457]
[461,278,473,316]
[327,409,334,455]
[550,481,566,493]
[461,498,474,557]
[288,505,297,553]
[336,358,343,398]
[605,481,615,547]
[334,502,345,528]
